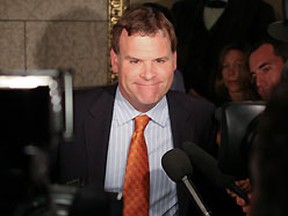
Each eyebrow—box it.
[223,60,245,64]
[258,62,270,70]
[155,56,169,61]
[124,55,170,61]
[124,55,139,60]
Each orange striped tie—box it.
[123,115,150,216]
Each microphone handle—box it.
[228,182,249,203]
[182,176,212,216]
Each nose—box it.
[227,66,238,79]
[140,63,156,80]
[255,73,265,87]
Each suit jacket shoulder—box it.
[167,91,217,154]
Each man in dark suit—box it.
[57,4,232,216]
[172,0,275,103]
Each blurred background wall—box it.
[0,0,283,88]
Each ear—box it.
[110,49,119,73]
[173,51,177,71]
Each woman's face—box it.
[222,49,247,93]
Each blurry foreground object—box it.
[250,80,288,216]
[0,70,74,216]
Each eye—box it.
[222,63,229,69]
[251,72,256,84]
[155,58,166,64]
[262,65,271,73]
[130,59,140,64]
[236,63,245,70]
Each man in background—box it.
[249,39,288,100]
[229,22,288,214]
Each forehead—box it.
[119,28,169,43]
[250,44,276,62]
[224,49,245,60]
[118,29,172,55]
[249,44,283,68]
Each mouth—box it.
[227,80,239,86]
[135,82,161,87]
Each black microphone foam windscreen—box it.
[183,142,249,203]
[161,148,193,182]
[182,141,233,187]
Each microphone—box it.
[182,141,249,203]
[162,148,212,216]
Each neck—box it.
[229,91,245,101]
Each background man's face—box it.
[249,44,284,100]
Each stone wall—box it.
[0,0,108,88]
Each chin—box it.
[141,98,159,106]
[228,84,240,91]
[259,91,269,100]
[139,91,162,101]
[138,97,161,108]
[262,94,270,100]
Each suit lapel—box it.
[167,91,194,149]
[84,86,116,188]
[167,91,196,216]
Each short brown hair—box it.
[111,4,177,54]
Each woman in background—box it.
[214,43,259,106]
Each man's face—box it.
[110,29,177,112]
[249,43,284,100]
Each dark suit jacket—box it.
[57,85,241,216]
[172,0,275,102]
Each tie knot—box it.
[134,115,150,132]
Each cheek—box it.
[163,70,175,87]
[272,70,282,82]
[119,71,136,83]
[222,70,228,78]
[223,75,228,83]
[235,69,241,77]
[120,69,144,89]
[222,73,229,84]
[122,63,143,76]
